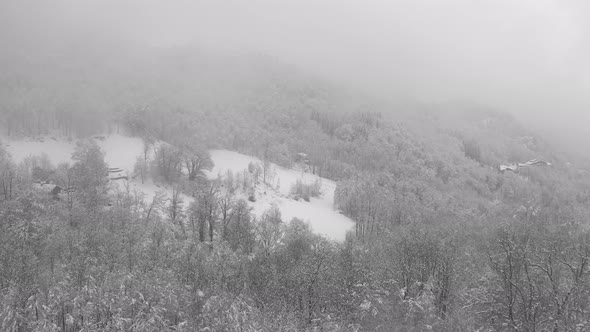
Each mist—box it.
[2,0,589,146]
[6,2,590,329]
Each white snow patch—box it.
[4,134,189,208]
[4,138,76,165]
[3,134,143,172]
[206,150,355,241]
[98,135,144,174]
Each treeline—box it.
[0,58,120,138]
[0,109,108,138]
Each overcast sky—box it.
[2,0,589,135]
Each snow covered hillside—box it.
[3,135,354,241]
[206,150,355,241]
[3,134,185,206]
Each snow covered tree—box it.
[70,139,108,211]
[153,143,182,182]
[183,147,213,182]
[134,155,148,184]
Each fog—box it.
[2,0,589,145]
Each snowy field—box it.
[3,134,144,170]
[3,134,182,205]
[4,138,77,165]
[3,135,354,241]
[206,150,355,241]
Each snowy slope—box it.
[3,134,144,169]
[3,134,174,204]
[3,136,354,241]
[206,150,355,241]
[4,138,76,165]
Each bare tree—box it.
[184,149,213,182]
[134,155,148,184]
[145,190,166,224]
[168,186,186,236]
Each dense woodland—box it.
[3,49,590,331]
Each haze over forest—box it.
[2,0,589,146]
[3,1,590,331]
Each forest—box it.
[2,47,590,332]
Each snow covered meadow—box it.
[3,134,354,241]
[206,150,354,240]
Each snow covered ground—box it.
[4,137,76,165]
[3,135,354,241]
[3,134,165,202]
[206,150,355,241]
[3,134,144,170]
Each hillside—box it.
[3,134,354,241]
[206,150,354,240]
[2,50,590,331]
